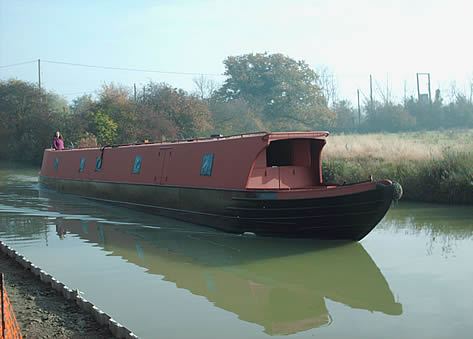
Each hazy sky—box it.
[1,0,472,104]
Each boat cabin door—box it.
[157,147,173,184]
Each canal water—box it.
[0,164,472,338]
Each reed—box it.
[322,129,473,204]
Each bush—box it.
[322,150,473,204]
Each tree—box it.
[216,53,335,131]
[208,98,265,135]
[444,94,473,128]
[140,82,213,138]
[0,79,65,163]
[88,110,118,145]
[405,95,444,130]
[135,104,177,142]
[63,94,96,146]
[363,101,415,132]
[96,83,137,144]
[331,100,356,132]
[316,65,339,107]
[193,75,219,100]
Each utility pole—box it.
[38,59,41,91]
[357,89,361,127]
[369,74,373,108]
[416,73,420,101]
[403,80,407,106]
[133,83,137,114]
[427,73,432,104]
[386,73,389,103]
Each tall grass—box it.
[322,130,473,204]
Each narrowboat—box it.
[39,131,400,240]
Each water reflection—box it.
[385,203,473,237]
[57,218,402,335]
[2,165,473,338]
[381,203,473,257]
[0,185,405,335]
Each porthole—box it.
[79,157,86,173]
[132,155,142,174]
[95,157,102,171]
[200,153,214,176]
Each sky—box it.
[1,0,472,105]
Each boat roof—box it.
[59,131,330,151]
[266,131,330,141]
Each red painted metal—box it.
[39,131,396,240]
[40,132,330,191]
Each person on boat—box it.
[52,131,64,150]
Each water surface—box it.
[0,164,472,338]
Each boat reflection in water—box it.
[58,216,402,335]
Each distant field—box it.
[322,129,473,204]
[323,129,473,161]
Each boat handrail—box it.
[50,131,329,151]
[51,131,270,151]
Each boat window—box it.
[54,158,59,170]
[79,157,86,173]
[132,155,142,174]
[95,157,102,171]
[200,153,214,176]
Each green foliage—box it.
[2,51,472,171]
[215,53,335,131]
[89,110,118,145]
[62,94,95,147]
[443,94,473,128]
[0,79,216,164]
[140,82,213,139]
[0,79,66,164]
[362,102,416,132]
[404,96,445,130]
[97,83,137,144]
[323,148,473,204]
[62,82,214,146]
[331,100,356,132]
[208,98,264,135]
[359,90,473,133]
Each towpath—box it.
[0,252,114,338]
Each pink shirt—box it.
[53,137,64,150]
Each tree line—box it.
[336,90,473,133]
[1,52,472,164]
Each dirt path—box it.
[0,252,114,338]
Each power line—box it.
[0,60,37,69]
[41,59,225,77]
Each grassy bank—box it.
[322,129,473,204]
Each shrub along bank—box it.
[322,145,473,205]
[322,153,473,204]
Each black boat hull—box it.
[39,176,394,241]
